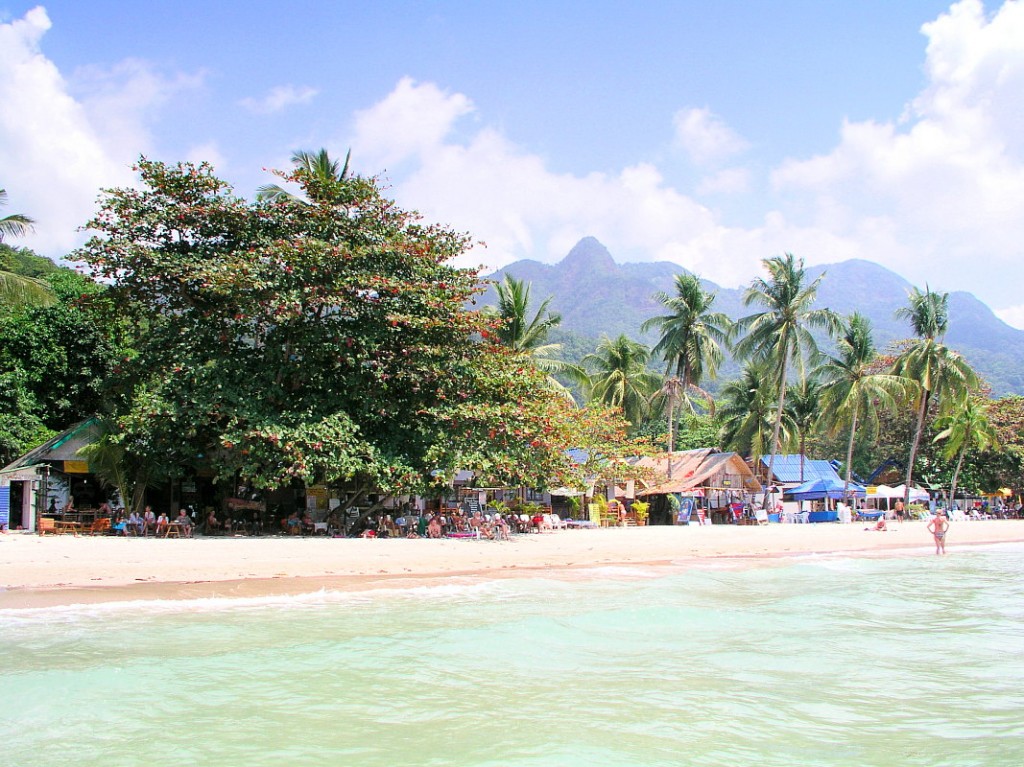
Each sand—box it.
[2,521,1023,609]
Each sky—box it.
[3,1,1024,328]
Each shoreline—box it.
[3,522,1024,610]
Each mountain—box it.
[481,237,1024,396]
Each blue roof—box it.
[760,455,843,484]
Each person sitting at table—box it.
[284,511,301,535]
[174,508,193,537]
[126,510,143,536]
[156,511,169,536]
[142,506,157,535]
[301,511,315,535]
[112,511,128,535]
[206,508,222,535]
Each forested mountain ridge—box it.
[480,237,1024,396]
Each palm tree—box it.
[733,253,839,488]
[486,274,578,399]
[582,334,661,427]
[642,273,732,475]
[0,187,54,308]
[892,287,980,509]
[818,313,909,498]
[718,361,792,462]
[787,376,823,484]
[933,398,999,510]
[256,148,352,204]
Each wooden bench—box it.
[38,517,56,535]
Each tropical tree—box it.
[733,253,838,486]
[787,375,824,484]
[485,274,580,399]
[818,313,910,497]
[74,158,628,519]
[581,334,661,428]
[256,148,352,204]
[0,188,54,308]
[933,398,999,510]
[642,273,731,474]
[718,361,792,461]
[892,287,980,508]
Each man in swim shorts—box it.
[927,510,949,555]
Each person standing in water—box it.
[927,510,950,555]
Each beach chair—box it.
[549,514,567,530]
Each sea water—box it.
[2,546,1023,767]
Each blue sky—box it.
[3,1,1023,327]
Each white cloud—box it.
[696,167,751,195]
[239,84,318,114]
[185,141,227,171]
[673,107,750,165]
[0,7,203,259]
[995,304,1024,330]
[771,0,1024,305]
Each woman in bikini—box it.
[927,510,950,555]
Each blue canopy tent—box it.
[785,478,866,501]
[785,478,866,522]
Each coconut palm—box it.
[733,253,839,487]
[718,361,793,462]
[642,273,732,474]
[787,375,824,484]
[892,287,980,508]
[818,313,910,498]
[933,398,999,510]
[581,334,661,427]
[485,274,579,399]
[256,148,352,204]
[0,187,54,308]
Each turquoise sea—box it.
[2,546,1023,767]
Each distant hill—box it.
[480,237,1024,396]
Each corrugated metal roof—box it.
[760,455,842,484]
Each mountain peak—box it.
[561,236,617,273]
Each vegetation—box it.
[4,156,1021,506]
[69,157,639,517]
[892,287,981,507]
[642,273,731,474]
[733,253,839,487]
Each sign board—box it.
[0,486,9,528]
[64,460,90,474]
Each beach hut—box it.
[0,418,104,532]
[635,449,762,524]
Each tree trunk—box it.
[949,447,966,514]
[843,409,859,499]
[904,392,930,510]
[667,393,675,480]
[765,344,790,495]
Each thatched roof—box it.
[635,448,762,496]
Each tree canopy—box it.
[72,158,633,504]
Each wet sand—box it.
[3,521,1023,609]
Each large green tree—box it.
[733,254,838,485]
[892,287,980,508]
[818,313,909,497]
[73,158,626,513]
[642,273,731,473]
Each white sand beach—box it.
[2,521,1023,608]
